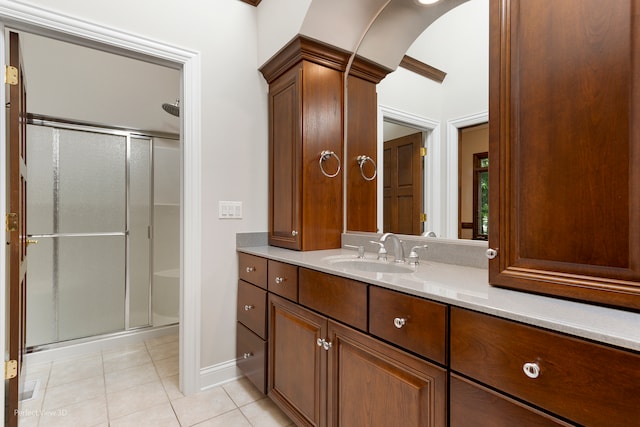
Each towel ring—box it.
[319,150,341,178]
[356,155,377,181]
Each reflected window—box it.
[473,152,489,240]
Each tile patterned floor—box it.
[18,334,294,426]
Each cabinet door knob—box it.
[243,352,253,359]
[245,266,255,273]
[523,362,540,379]
[291,230,298,236]
[486,248,498,259]
[323,340,333,351]
[244,304,254,311]
[393,317,407,329]
[275,277,285,284]
[317,338,325,347]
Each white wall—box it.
[377,0,489,238]
[5,0,270,373]
[20,32,181,134]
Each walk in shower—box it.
[26,117,180,349]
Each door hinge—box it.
[5,360,17,380]
[6,213,18,232]
[420,213,427,222]
[420,147,427,157]
[5,65,18,86]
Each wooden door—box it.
[327,320,446,427]
[268,294,327,427]
[383,132,423,234]
[488,0,640,309]
[6,31,28,427]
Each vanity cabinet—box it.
[268,293,446,427]
[260,37,345,251]
[450,307,640,426]
[236,253,269,393]
[488,0,640,309]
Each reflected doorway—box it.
[458,123,488,240]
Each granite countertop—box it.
[238,245,640,352]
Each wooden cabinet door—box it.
[268,294,327,427]
[327,321,446,427]
[488,0,640,309]
[269,65,302,250]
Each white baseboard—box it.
[199,359,243,391]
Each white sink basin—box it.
[328,259,414,274]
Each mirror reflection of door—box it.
[383,127,425,235]
[458,123,488,240]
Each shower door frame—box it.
[0,4,203,403]
[27,117,162,346]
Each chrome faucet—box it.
[379,233,405,263]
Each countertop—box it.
[238,245,640,352]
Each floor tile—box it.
[109,401,179,427]
[147,340,179,362]
[39,394,108,427]
[145,334,178,348]
[223,377,265,407]
[48,353,103,387]
[103,346,152,373]
[193,408,252,426]
[107,380,169,419]
[105,362,160,394]
[154,355,179,378]
[240,397,294,427]
[161,374,184,401]
[42,375,105,411]
[171,386,237,426]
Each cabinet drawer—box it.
[237,280,267,339]
[268,260,298,301]
[298,268,367,331]
[236,322,267,394]
[451,308,640,426]
[450,374,572,427]
[238,253,267,289]
[369,286,446,364]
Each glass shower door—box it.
[27,124,151,347]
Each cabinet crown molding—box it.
[259,35,392,84]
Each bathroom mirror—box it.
[348,0,489,240]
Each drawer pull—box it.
[245,266,255,273]
[243,352,253,359]
[393,317,407,329]
[523,362,540,379]
[243,304,254,311]
[275,276,285,284]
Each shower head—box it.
[162,99,180,117]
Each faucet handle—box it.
[344,244,365,258]
[408,245,428,265]
[369,241,388,261]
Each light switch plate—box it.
[218,201,242,219]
